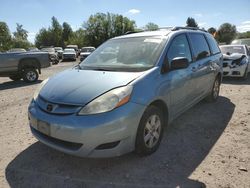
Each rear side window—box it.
[167,34,192,63]
[206,34,220,54]
[189,33,210,61]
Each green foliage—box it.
[35,17,64,48]
[0,22,12,51]
[144,22,159,31]
[62,22,73,43]
[237,31,250,39]
[208,27,216,35]
[67,28,86,47]
[216,23,237,44]
[186,17,198,28]
[11,37,32,49]
[13,23,28,40]
[83,12,136,47]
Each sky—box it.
[0,0,250,43]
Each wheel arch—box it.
[18,58,41,74]
[148,99,169,127]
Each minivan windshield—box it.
[79,36,167,72]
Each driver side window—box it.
[167,34,192,63]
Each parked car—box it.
[80,47,95,61]
[7,48,26,53]
[62,48,76,61]
[220,45,250,79]
[28,47,40,52]
[28,27,223,157]
[0,51,51,82]
[231,38,250,49]
[41,47,59,64]
[66,45,79,57]
[54,47,63,59]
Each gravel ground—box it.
[0,61,249,188]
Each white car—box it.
[80,47,95,61]
[220,45,250,79]
[62,48,76,61]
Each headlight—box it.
[78,85,133,115]
[33,78,49,100]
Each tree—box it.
[49,16,63,47]
[83,12,136,47]
[13,23,28,40]
[216,23,237,44]
[35,17,63,47]
[208,27,216,35]
[67,28,87,48]
[0,22,12,51]
[62,22,73,46]
[144,22,159,31]
[237,31,250,39]
[12,23,31,49]
[186,17,198,28]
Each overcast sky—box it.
[1,0,249,43]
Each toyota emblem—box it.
[46,104,53,112]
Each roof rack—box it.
[171,26,207,32]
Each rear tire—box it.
[206,76,220,102]
[9,75,22,81]
[22,68,38,83]
[135,105,164,156]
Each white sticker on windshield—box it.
[144,38,162,43]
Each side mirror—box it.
[171,57,189,70]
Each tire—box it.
[242,67,248,80]
[206,76,220,102]
[22,68,38,83]
[9,75,22,81]
[135,105,164,156]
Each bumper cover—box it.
[28,100,145,158]
[223,63,247,77]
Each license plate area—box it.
[37,120,50,136]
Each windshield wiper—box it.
[74,64,82,70]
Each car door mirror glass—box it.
[171,57,189,70]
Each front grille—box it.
[223,63,228,67]
[223,72,229,75]
[37,96,81,115]
[31,126,83,151]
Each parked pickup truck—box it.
[0,51,51,83]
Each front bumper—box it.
[223,63,247,77]
[63,55,76,60]
[28,100,145,158]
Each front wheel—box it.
[135,105,164,156]
[206,76,220,102]
[22,68,39,83]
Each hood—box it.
[63,52,76,55]
[39,68,144,105]
[80,52,91,56]
[223,53,245,61]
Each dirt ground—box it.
[0,61,249,188]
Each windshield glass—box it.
[80,36,166,72]
[64,49,75,53]
[41,48,55,52]
[220,46,245,55]
[8,48,26,52]
[81,48,95,52]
